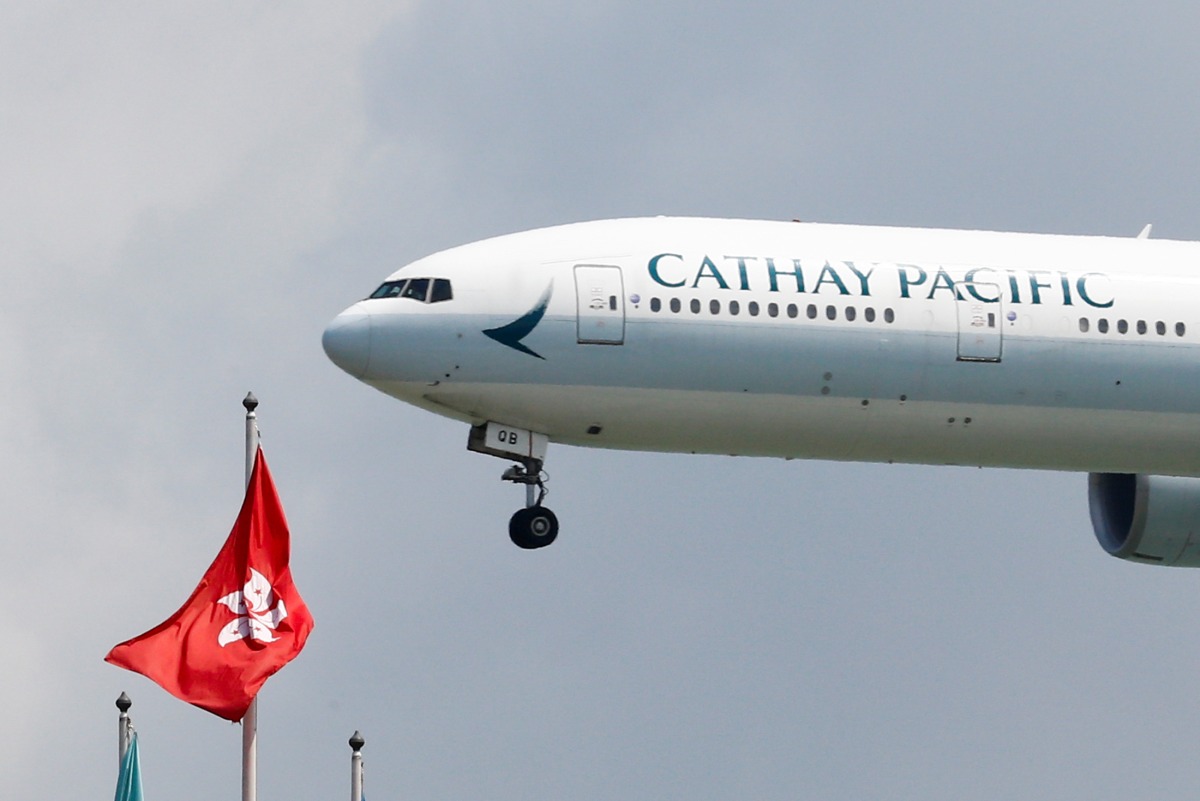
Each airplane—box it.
[322,216,1200,561]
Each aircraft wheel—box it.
[509,506,559,549]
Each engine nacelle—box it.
[1088,473,1200,566]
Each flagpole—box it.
[349,731,365,801]
[242,392,259,801]
[116,692,132,763]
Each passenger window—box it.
[768,303,779,318]
[884,308,895,323]
[1098,319,1109,333]
[670,298,681,313]
[429,279,453,303]
[690,299,701,314]
[825,305,836,321]
[807,304,817,319]
[1079,318,1089,333]
[748,301,760,317]
[1117,319,1128,334]
[1177,322,1187,337]
[787,303,798,319]
[729,300,740,316]
[1156,321,1166,335]
[845,307,857,322]
[1136,320,1147,335]
[865,308,876,323]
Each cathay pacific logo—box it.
[483,283,552,359]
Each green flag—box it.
[114,732,143,801]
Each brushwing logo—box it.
[482,283,553,359]
[216,568,288,646]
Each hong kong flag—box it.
[106,448,314,721]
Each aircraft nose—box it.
[322,310,372,378]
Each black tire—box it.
[509,506,559,549]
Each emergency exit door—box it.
[574,265,625,344]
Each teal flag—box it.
[113,732,144,801]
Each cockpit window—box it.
[430,278,453,302]
[367,278,454,303]
[369,280,406,299]
[402,278,430,301]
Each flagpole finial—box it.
[243,392,259,413]
[349,731,365,752]
[116,692,133,764]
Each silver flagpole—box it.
[116,692,132,763]
[349,731,365,801]
[242,393,260,801]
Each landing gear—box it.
[502,459,558,549]
[467,422,561,549]
[509,505,559,549]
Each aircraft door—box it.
[574,265,625,345]
[955,283,1002,362]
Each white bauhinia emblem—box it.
[216,568,288,647]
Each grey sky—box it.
[6,2,1200,799]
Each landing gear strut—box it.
[468,422,560,549]
[503,459,558,549]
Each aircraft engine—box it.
[1088,473,1200,566]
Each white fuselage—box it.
[323,217,1200,476]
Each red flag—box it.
[106,448,314,721]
